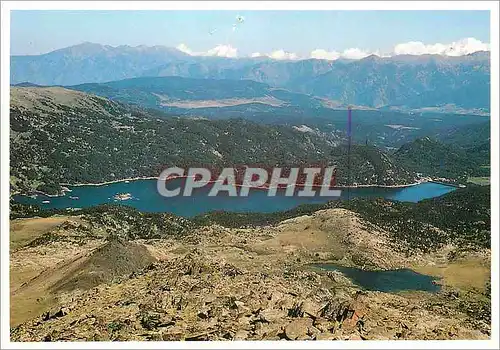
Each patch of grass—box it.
[107,321,123,333]
[412,258,490,292]
[140,312,161,330]
[467,177,490,186]
[10,216,69,250]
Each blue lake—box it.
[13,180,457,217]
[313,264,441,293]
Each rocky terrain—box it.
[10,206,491,341]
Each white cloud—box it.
[393,37,490,56]
[310,48,378,60]
[176,43,238,58]
[310,49,340,60]
[266,49,299,60]
[248,49,300,60]
[340,48,375,60]
[179,37,490,62]
[176,43,193,55]
[205,45,238,58]
[309,38,489,61]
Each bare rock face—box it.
[285,318,313,340]
[316,332,339,340]
[319,293,354,322]
[13,246,361,341]
[50,238,156,293]
[260,308,286,323]
[301,300,322,319]
[234,329,249,340]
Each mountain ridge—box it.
[11,43,490,110]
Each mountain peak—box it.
[78,41,104,47]
[47,42,187,58]
[362,54,382,61]
[53,42,108,56]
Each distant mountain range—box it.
[11,42,189,86]
[11,43,491,111]
[65,76,326,111]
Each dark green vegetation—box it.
[334,185,490,254]
[10,87,416,195]
[11,43,490,111]
[9,202,61,220]
[394,137,489,181]
[166,105,490,151]
[10,202,194,241]
[190,203,327,228]
[456,286,491,326]
[69,76,324,109]
[440,122,491,168]
[77,204,194,240]
[10,185,491,255]
[440,122,491,149]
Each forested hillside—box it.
[10,87,416,195]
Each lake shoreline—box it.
[16,176,457,199]
[61,176,431,190]
[12,180,459,215]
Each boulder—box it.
[267,291,284,308]
[42,307,68,321]
[197,307,210,320]
[316,332,338,340]
[302,300,322,319]
[285,318,313,340]
[234,330,249,340]
[348,333,363,340]
[161,326,184,341]
[234,300,245,309]
[313,318,337,333]
[260,308,286,323]
[307,325,322,338]
[237,315,252,328]
[234,300,251,315]
[203,294,217,305]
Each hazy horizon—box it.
[11,10,491,60]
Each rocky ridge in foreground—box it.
[10,206,490,341]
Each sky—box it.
[10,10,491,59]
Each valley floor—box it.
[10,209,491,341]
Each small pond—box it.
[313,263,441,293]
